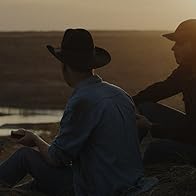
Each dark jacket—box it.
[133,64,196,121]
[133,64,196,144]
[49,75,143,196]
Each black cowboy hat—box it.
[162,19,196,41]
[47,28,111,71]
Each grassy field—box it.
[0,31,184,111]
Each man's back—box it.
[59,75,144,196]
[133,65,196,121]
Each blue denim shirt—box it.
[48,75,143,196]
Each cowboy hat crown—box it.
[47,28,111,71]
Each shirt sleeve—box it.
[48,98,100,166]
[133,66,188,105]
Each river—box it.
[0,107,63,136]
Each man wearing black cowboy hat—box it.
[0,29,158,196]
[133,19,196,164]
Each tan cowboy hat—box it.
[163,19,196,41]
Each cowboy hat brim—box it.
[162,32,177,41]
[46,45,111,69]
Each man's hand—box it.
[10,129,39,147]
[11,129,25,139]
[10,129,54,165]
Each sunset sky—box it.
[0,0,196,31]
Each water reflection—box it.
[0,107,63,116]
[0,107,63,136]
[0,128,51,137]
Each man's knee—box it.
[14,147,34,156]
[12,147,40,162]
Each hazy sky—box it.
[1,0,196,31]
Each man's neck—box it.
[71,72,94,88]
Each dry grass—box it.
[140,164,196,196]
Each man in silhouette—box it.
[0,29,157,196]
[133,19,196,164]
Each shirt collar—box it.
[73,74,102,93]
